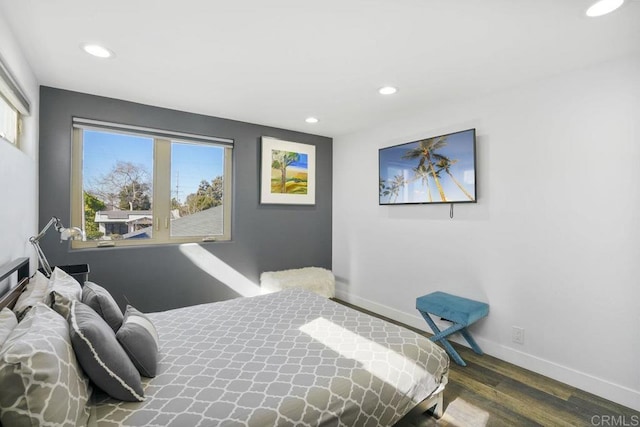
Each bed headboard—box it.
[0,257,30,310]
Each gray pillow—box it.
[0,304,91,426]
[82,281,124,332]
[68,300,144,402]
[0,307,17,348]
[116,305,160,377]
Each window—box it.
[0,55,30,146]
[0,95,19,144]
[71,118,233,248]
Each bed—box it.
[0,258,448,426]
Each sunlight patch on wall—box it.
[178,243,260,297]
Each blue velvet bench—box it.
[416,291,489,366]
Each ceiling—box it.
[1,0,639,137]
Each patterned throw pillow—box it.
[0,304,91,426]
[51,290,75,320]
[45,267,83,305]
[0,307,17,348]
[68,300,145,402]
[82,281,124,332]
[116,305,160,377]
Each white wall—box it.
[333,54,640,410]
[0,13,39,277]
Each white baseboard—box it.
[334,288,640,412]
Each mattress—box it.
[89,288,449,426]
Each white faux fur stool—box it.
[260,267,335,298]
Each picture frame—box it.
[260,137,316,205]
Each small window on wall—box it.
[71,118,233,248]
[0,55,31,146]
[0,96,19,144]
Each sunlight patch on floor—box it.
[178,243,260,297]
[440,397,489,427]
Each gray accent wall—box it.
[39,86,332,312]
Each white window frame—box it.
[0,95,19,145]
[0,54,30,146]
[71,118,233,248]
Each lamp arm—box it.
[32,239,53,277]
[29,216,62,244]
[28,216,83,278]
[29,216,64,277]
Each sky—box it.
[290,153,308,169]
[273,150,308,170]
[83,130,225,203]
[171,142,225,202]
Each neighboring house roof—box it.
[127,217,153,225]
[95,207,223,238]
[95,210,152,223]
[171,206,223,237]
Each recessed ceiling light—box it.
[305,117,319,124]
[378,86,398,95]
[586,0,624,17]
[81,43,114,58]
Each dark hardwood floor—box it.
[335,299,639,427]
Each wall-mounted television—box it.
[379,128,476,205]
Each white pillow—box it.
[46,267,83,304]
[12,271,49,316]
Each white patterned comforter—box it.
[89,289,449,426]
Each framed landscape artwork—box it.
[379,128,476,205]
[260,137,316,205]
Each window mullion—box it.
[223,146,233,239]
[71,129,84,233]
[153,139,171,243]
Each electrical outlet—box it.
[512,326,525,344]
